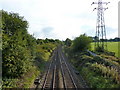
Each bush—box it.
[72,34,92,52]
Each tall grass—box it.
[90,63,120,84]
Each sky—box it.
[0,0,119,40]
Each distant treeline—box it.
[92,36,120,42]
[107,37,120,42]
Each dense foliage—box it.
[72,34,92,52]
[2,10,58,88]
[2,10,36,78]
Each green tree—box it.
[2,10,36,78]
[65,38,72,47]
[72,34,92,52]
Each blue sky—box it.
[0,0,119,40]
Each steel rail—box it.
[52,65,56,89]
[41,55,54,89]
[60,51,77,89]
[59,53,67,89]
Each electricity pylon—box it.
[91,0,110,51]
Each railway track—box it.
[36,47,79,89]
[59,48,77,89]
[41,50,57,89]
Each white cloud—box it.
[0,0,119,40]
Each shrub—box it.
[72,34,92,52]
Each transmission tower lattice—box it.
[91,0,110,51]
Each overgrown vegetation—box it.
[63,34,120,88]
[2,10,59,88]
